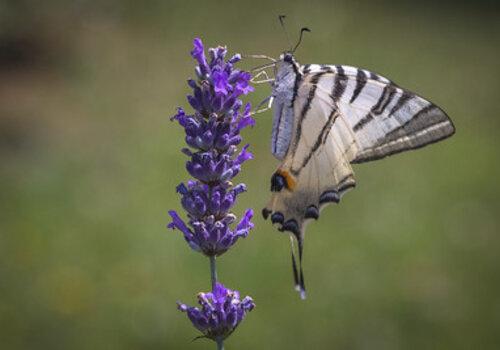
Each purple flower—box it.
[177,283,255,340]
[212,70,231,96]
[168,208,254,256]
[168,38,254,256]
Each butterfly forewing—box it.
[305,64,455,163]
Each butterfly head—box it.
[277,52,299,70]
[282,52,295,64]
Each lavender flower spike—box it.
[177,283,255,341]
[168,38,255,257]
[169,39,256,349]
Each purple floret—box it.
[177,283,255,340]
[168,38,254,256]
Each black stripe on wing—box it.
[290,72,326,156]
[349,69,368,104]
[330,65,348,102]
[352,102,455,163]
[353,84,398,132]
[293,109,340,174]
[389,90,413,116]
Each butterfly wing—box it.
[263,70,357,297]
[302,64,456,163]
[263,64,454,297]
[264,70,358,227]
[265,65,456,227]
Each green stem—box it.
[210,255,217,290]
[216,337,224,350]
[210,256,224,349]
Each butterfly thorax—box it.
[270,53,301,160]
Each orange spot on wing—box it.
[277,169,296,191]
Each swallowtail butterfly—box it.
[250,27,455,299]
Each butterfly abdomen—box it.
[271,61,301,160]
[271,98,295,160]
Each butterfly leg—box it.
[251,62,278,73]
[243,54,276,62]
[251,70,275,84]
[250,70,267,82]
[244,54,277,72]
[250,96,274,116]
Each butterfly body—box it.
[270,54,300,159]
[261,52,455,298]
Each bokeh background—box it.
[1,0,499,349]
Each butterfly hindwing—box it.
[264,69,358,238]
[263,73,356,298]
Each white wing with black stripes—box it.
[302,64,455,163]
[262,54,455,298]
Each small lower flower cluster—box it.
[178,283,255,341]
[168,38,255,346]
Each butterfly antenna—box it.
[278,15,293,52]
[292,27,311,53]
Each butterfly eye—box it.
[283,53,293,63]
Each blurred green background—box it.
[1,0,499,349]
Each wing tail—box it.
[297,234,306,299]
[289,234,306,299]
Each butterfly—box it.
[249,27,455,299]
